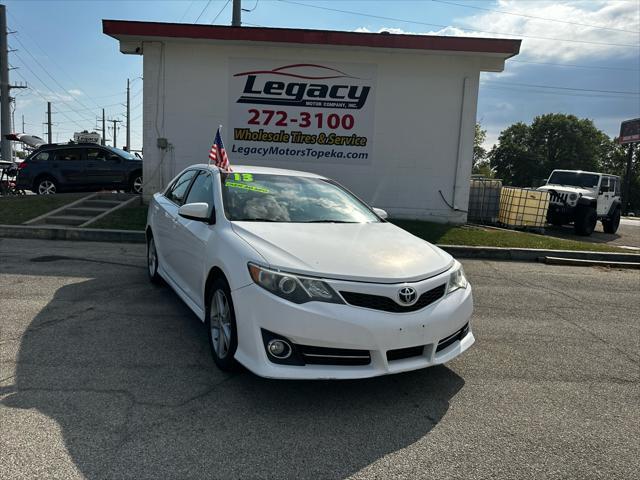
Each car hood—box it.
[537,185,594,197]
[231,221,454,283]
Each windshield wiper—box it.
[233,218,279,222]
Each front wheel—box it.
[574,206,597,236]
[206,278,240,372]
[147,236,162,284]
[602,208,621,234]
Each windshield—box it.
[105,146,136,160]
[220,173,380,223]
[547,171,599,188]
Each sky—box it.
[4,0,640,152]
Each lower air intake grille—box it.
[436,323,470,353]
[296,344,371,366]
[386,345,425,362]
[340,284,446,313]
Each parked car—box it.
[146,164,474,379]
[15,143,143,195]
[537,169,622,235]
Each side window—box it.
[185,171,214,217]
[33,151,50,161]
[166,170,197,206]
[87,148,109,162]
[599,177,609,192]
[53,149,83,162]
[613,178,621,196]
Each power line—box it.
[481,85,636,101]
[482,80,640,96]
[194,0,214,23]
[431,0,639,35]
[211,0,232,24]
[276,0,640,49]
[510,59,639,72]
[179,0,197,22]
[242,0,259,13]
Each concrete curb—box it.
[539,256,640,269]
[1,225,639,263]
[0,225,145,243]
[435,245,640,263]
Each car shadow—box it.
[544,224,621,244]
[1,255,465,479]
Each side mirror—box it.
[372,207,388,220]
[600,185,609,193]
[178,202,211,222]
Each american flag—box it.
[208,126,232,171]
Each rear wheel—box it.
[574,206,597,236]
[130,173,143,195]
[602,208,621,234]
[206,277,240,372]
[35,176,57,195]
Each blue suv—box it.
[17,143,143,195]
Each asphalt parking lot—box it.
[545,217,640,249]
[1,238,638,480]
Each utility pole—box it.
[125,78,130,151]
[232,0,241,26]
[0,4,11,160]
[110,118,122,148]
[21,114,24,133]
[46,102,52,143]
[622,143,635,215]
[101,108,106,145]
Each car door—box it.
[597,176,611,216]
[156,169,198,285]
[51,148,85,187]
[85,148,123,187]
[172,170,216,306]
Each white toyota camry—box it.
[146,164,474,379]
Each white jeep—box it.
[537,169,622,236]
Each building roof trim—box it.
[102,20,521,57]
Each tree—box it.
[472,123,494,176]
[490,114,614,187]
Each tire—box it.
[574,206,597,236]
[147,236,162,284]
[548,212,565,226]
[34,176,58,195]
[206,277,241,372]
[130,173,143,195]
[602,208,621,234]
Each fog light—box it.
[267,339,292,359]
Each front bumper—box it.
[231,270,474,380]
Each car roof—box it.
[190,164,327,179]
[551,169,618,177]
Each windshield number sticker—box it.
[225,181,270,193]
[232,173,253,182]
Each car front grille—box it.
[549,191,569,204]
[436,323,470,353]
[386,345,425,362]
[296,344,371,366]
[340,284,446,313]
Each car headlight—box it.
[569,193,578,201]
[447,265,468,294]
[248,263,344,304]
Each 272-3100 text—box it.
[247,109,355,130]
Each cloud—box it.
[68,89,83,97]
[355,0,640,63]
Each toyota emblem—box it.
[398,287,418,305]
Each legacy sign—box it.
[228,59,376,164]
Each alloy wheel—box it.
[38,180,56,195]
[210,289,232,359]
[133,176,143,194]
[148,238,157,277]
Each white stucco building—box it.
[104,20,519,222]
